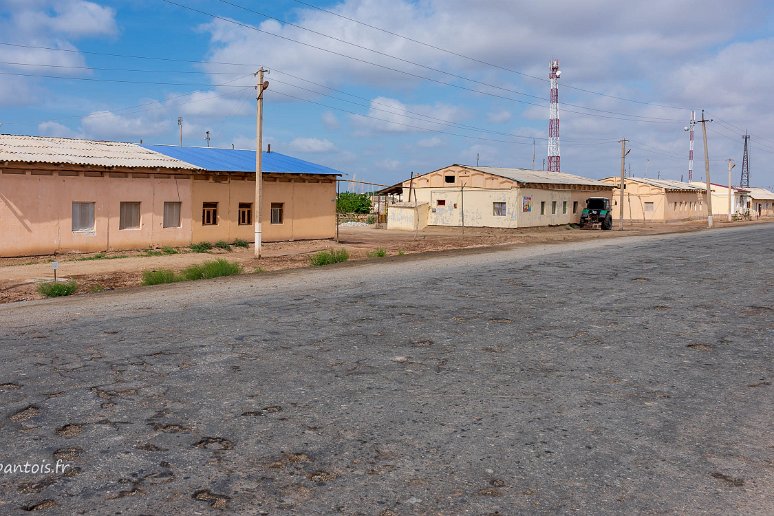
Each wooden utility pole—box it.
[699,110,713,228]
[727,159,736,222]
[618,138,629,230]
[254,67,269,257]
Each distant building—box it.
[0,135,341,257]
[688,181,749,218]
[380,165,614,230]
[744,187,774,218]
[600,177,707,222]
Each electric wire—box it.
[288,0,689,111]
[162,0,682,123]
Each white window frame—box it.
[492,202,506,217]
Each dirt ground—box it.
[0,218,769,304]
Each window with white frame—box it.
[72,202,95,232]
[492,202,506,216]
[551,201,557,214]
[119,202,141,230]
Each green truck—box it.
[579,197,613,230]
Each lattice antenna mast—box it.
[547,59,561,172]
[740,132,750,187]
[687,110,696,181]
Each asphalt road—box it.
[1,224,772,514]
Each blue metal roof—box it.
[142,145,343,176]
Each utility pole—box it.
[740,132,750,187]
[698,110,713,228]
[178,116,183,146]
[254,67,269,257]
[532,138,536,170]
[205,130,211,147]
[618,138,629,230]
[727,159,736,222]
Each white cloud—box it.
[81,111,168,140]
[322,111,339,129]
[417,137,443,148]
[172,91,251,118]
[11,0,116,38]
[37,121,80,138]
[352,97,463,133]
[488,110,511,124]
[288,137,336,153]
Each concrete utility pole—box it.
[205,130,211,147]
[727,159,736,222]
[178,117,183,146]
[618,138,629,230]
[254,67,269,257]
[698,110,713,228]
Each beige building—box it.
[0,135,340,257]
[600,177,707,222]
[382,165,614,229]
[689,181,750,218]
[745,187,774,218]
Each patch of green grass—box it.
[162,246,179,255]
[38,280,77,297]
[141,269,178,286]
[180,259,242,281]
[310,249,349,266]
[253,266,266,273]
[190,242,213,253]
[144,249,163,257]
[232,239,250,248]
[75,252,106,261]
[214,240,232,251]
[88,284,106,293]
[75,252,129,261]
[368,248,387,258]
[397,250,405,256]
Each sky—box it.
[1,0,773,189]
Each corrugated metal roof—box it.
[0,134,201,169]
[142,145,343,175]
[469,166,613,187]
[745,187,774,200]
[605,177,706,191]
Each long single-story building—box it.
[0,135,341,257]
[380,165,614,229]
[745,187,774,218]
[689,181,749,219]
[600,177,707,222]
[143,145,339,244]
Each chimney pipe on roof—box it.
[267,143,271,153]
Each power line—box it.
[162,0,682,123]
[0,70,255,88]
[287,0,689,111]
[0,60,252,76]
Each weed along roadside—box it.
[142,259,242,286]
[310,249,349,267]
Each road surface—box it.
[1,224,772,514]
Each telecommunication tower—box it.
[686,110,696,181]
[547,59,561,172]
[740,133,750,188]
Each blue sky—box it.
[1,0,773,189]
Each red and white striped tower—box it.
[687,110,696,181]
[547,59,561,172]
